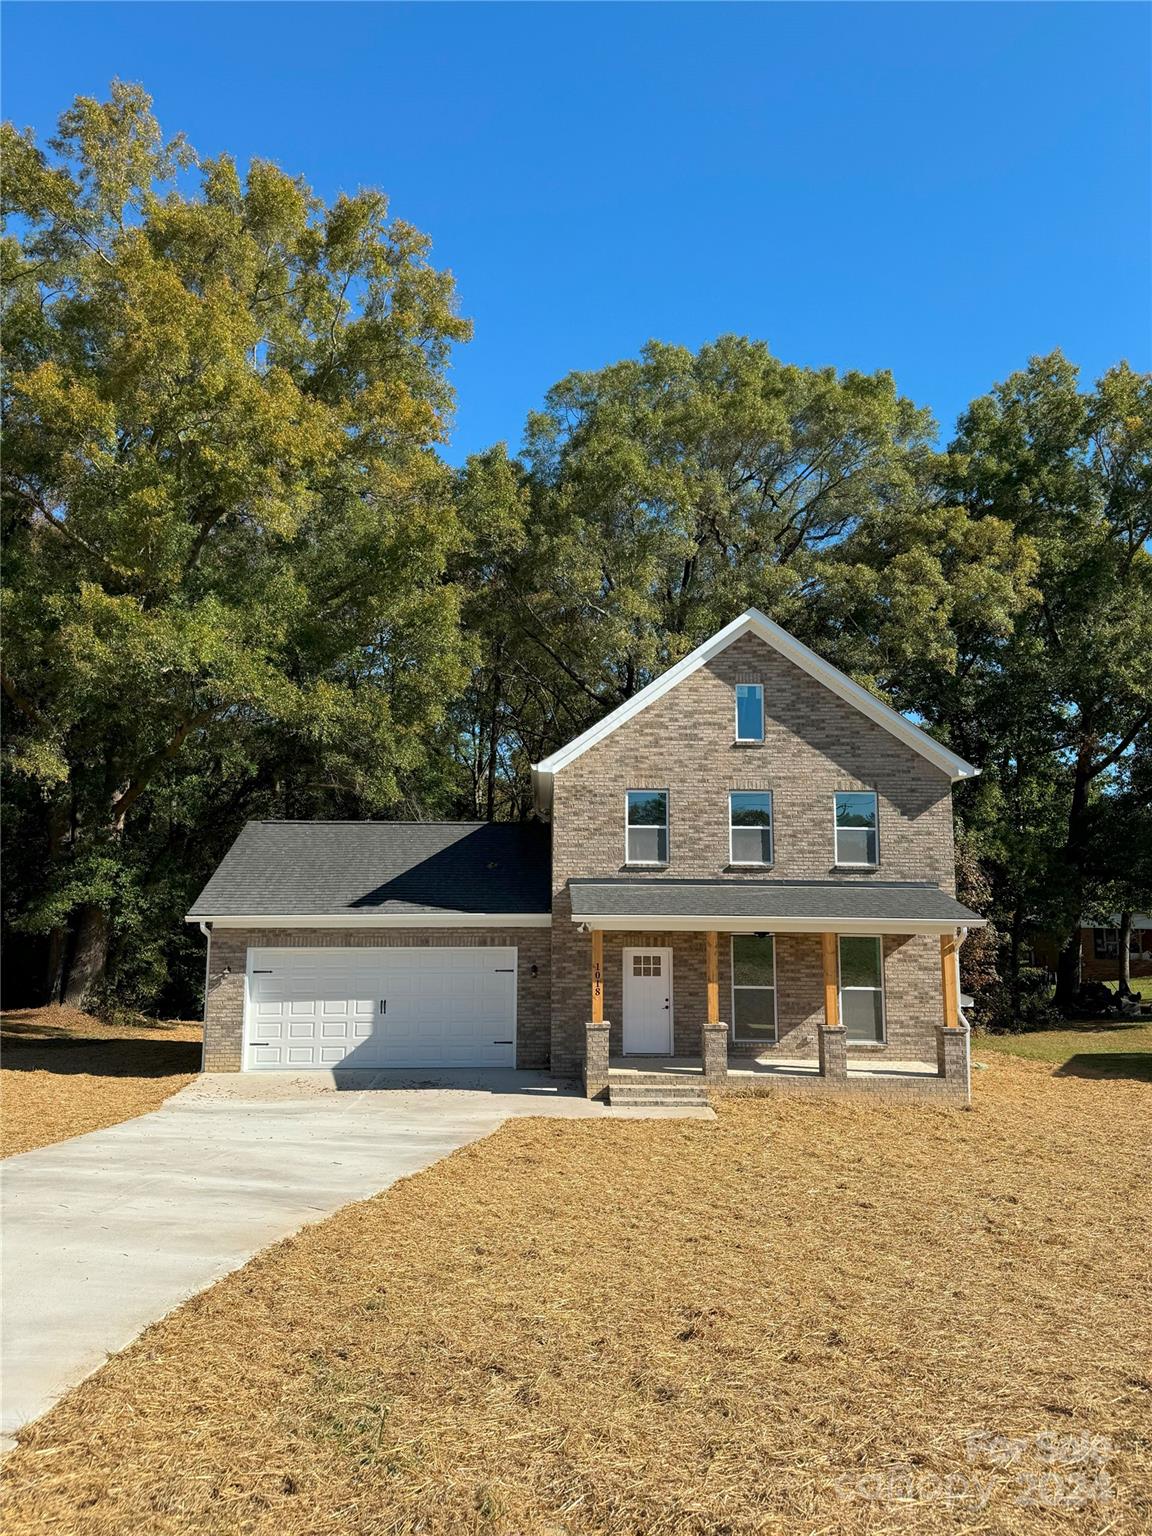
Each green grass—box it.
[974,1022,1152,1081]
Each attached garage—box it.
[246,945,518,1070]
[188,820,552,1073]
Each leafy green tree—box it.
[943,353,1152,1007]
[2,83,471,1006]
[454,337,1036,819]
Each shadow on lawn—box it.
[1054,1051,1152,1084]
[0,1026,201,1079]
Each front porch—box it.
[577,907,974,1104]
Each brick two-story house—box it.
[189,610,984,1100]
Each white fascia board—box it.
[532,608,980,785]
[186,913,552,929]
[574,914,986,935]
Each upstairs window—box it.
[735,683,764,742]
[834,791,879,866]
[729,791,773,865]
[626,790,669,865]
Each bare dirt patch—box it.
[1,1006,201,1157]
[3,1054,1148,1534]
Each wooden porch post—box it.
[591,928,604,1024]
[821,931,840,1028]
[706,931,719,1025]
[940,932,959,1028]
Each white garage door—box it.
[244,946,517,1070]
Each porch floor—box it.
[608,1054,939,1082]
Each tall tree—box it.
[2,83,471,1007]
[944,354,1152,1006]
[454,337,1035,818]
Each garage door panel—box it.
[245,947,516,1069]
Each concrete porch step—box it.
[608,1082,712,1108]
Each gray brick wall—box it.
[550,633,955,1071]
[202,925,551,1072]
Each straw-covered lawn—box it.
[1,1006,201,1157]
[4,1055,1149,1536]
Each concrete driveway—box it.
[2,1070,711,1446]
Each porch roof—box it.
[568,878,985,935]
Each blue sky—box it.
[3,2,1149,463]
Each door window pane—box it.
[835,792,878,864]
[735,684,764,742]
[626,790,668,863]
[730,792,773,864]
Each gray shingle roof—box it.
[189,821,551,918]
[568,879,982,924]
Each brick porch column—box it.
[818,1024,848,1079]
[936,1021,970,1103]
[701,1022,729,1084]
[584,1021,611,1100]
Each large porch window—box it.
[838,935,886,1042]
[731,934,776,1042]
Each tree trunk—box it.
[484,669,501,823]
[1053,750,1092,1009]
[1118,910,1132,994]
[62,904,110,1008]
[45,926,67,1004]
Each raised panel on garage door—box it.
[244,947,517,1070]
[246,949,380,1068]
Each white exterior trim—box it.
[573,914,985,935]
[532,609,979,802]
[189,913,551,929]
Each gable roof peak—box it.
[532,609,979,794]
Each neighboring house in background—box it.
[189,610,985,1100]
[1034,918,1152,983]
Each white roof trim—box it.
[187,913,552,929]
[575,914,986,935]
[532,608,979,784]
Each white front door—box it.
[622,947,673,1054]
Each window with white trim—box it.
[731,934,776,1042]
[834,791,878,866]
[625,790,669,865]
[838,935,885,1042]
[729,791,773,865]
[735,683,764,742]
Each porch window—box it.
[731,934,776,1042]
[834,791,878,866]
[729,791,773,865]
[838,935,885,1042]
[626,789,669,865]
[735,683,764,742]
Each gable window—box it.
[731,935,776,1042]
[626,790,669,865]
[735,683,764,743]
[729,791,773,865]
[838,936,885,1043]
[834,791,879,866]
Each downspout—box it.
[956,926,970,1027]
[198,921,212,1071]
